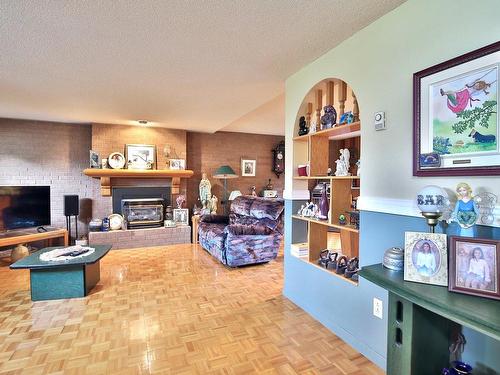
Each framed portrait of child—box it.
[449,236,499,300]
[404,232,448,286]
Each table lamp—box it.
[213,165,238,214]
[416,185,447,233]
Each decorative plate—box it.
[108,152,126,169]
[108,214,124,231]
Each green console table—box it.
[10,245,112,301]
[359,264,500,375]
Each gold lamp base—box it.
[421,212,442,233]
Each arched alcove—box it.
[290,77,362,283]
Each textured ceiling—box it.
[0,0,404,134]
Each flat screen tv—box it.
[0,186,50,231]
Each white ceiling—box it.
[0,0,404,135]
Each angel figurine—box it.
[451,183,479,229]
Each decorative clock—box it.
[272,141,285,178]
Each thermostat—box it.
[374,111,386,131]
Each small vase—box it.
[383,247,404,271]
[318,183,329,220]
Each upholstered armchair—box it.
[198,196,284,267]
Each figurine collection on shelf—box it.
[296,101,356,137]
[317,249,360,281]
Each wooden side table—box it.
[191,215,200,244]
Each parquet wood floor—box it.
[0,245,384,375]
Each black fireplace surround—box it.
[112,187,171,229]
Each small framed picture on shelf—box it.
[449,236,499,300]
[89,150,100,168]
[125,144,156,170]
[169,159,186,170]
[404,232,448,286]
[241,159,256,177]
[173,208,189,226]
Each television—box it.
[0,186,51,231]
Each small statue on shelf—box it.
[309,121,317,134]
[339,111,354,125]
[199,172,212,213]
[251,186,257,197]
[335,148,351,176]
[451,183,479,230]
[339,214,347,225]
[210,195,218,214]
[320,105,337,129]
[298,116,308,136]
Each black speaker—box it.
[64,195,79,216]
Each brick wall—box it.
[91,123,187,168]
[0,119,100,235]
[186,131,285,212]
[0,120,285,236]
[91,123,189,217]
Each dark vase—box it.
[318,183,329,220]
[165,206,173,221]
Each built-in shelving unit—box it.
[291,78,361,285]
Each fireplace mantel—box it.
[83,168,194,196]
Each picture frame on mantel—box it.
[413,41,500,176]
[125,144,156,170]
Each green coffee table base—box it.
[10,245,111,301]
[29,261,101,301]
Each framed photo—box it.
[125,144,156,170]
[173,208,189,225]
[413,41,499,176]
[449,236,499,300]
[241,159,256,177]
[169,159,185,170]
[108,152,126,169]
[404,232,448,286]
[89,150,100,168]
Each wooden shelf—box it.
[292,215,359,233]
[83,168,194,178]
[293,176,360,180]
[292,122,360,141]
[292,255,358,286]
[83,168,194,196]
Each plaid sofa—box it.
[198,196,284,267]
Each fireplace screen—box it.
[121,198,164,229]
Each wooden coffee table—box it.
[10,245,112,301]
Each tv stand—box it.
[0,227,68,249]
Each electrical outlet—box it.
[373,298,383,319]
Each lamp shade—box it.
[228,190,242,201]
[213,165,238,179]
[416,185,448,213]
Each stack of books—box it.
[291,243,309,258]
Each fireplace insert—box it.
[121,198,164,229]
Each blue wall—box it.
[283,200,500,373]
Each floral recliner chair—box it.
[198,195,284,267]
